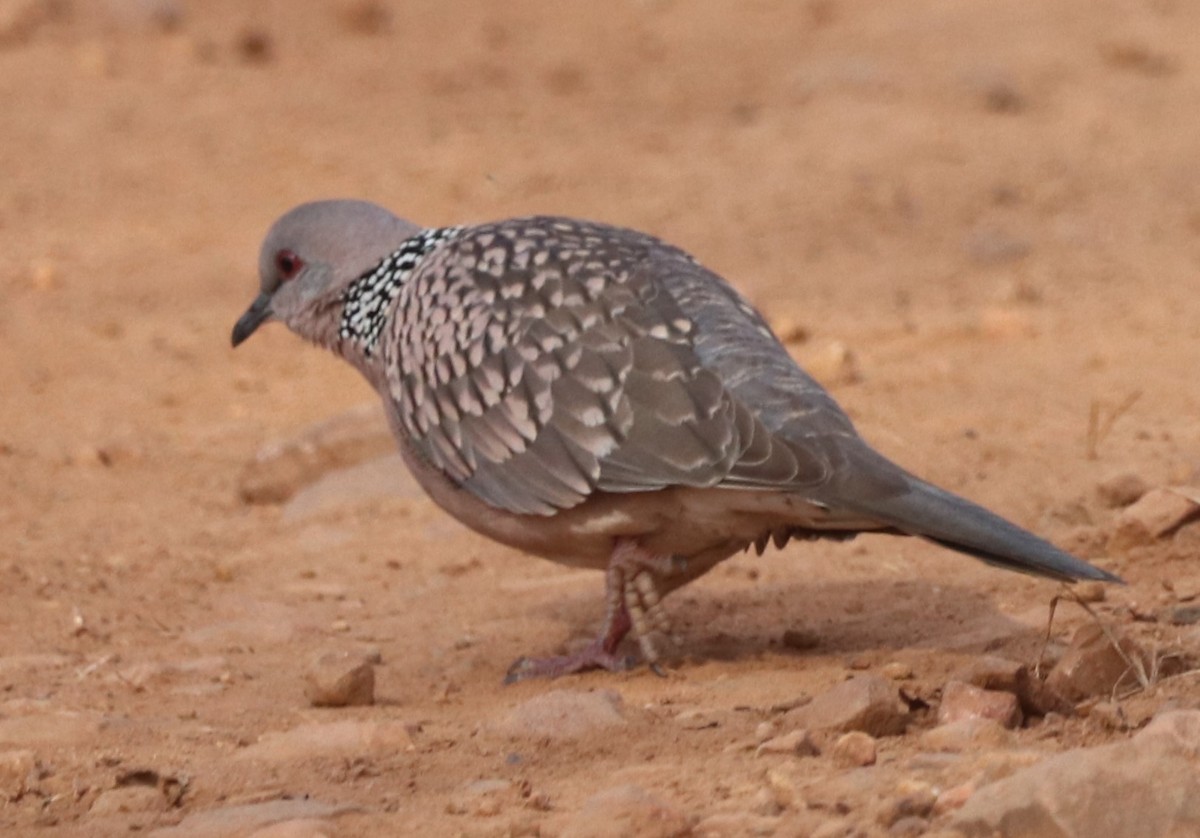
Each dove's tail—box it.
[827,444,1122,584]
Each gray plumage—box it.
[233,200,1119,679]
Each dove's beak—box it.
[231,293,273,347]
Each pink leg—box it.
[504,540,681,684]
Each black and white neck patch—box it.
[338,226,462,356]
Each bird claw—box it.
[502,540,681,683]
[504,647,637,684]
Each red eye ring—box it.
[275,249,304,281]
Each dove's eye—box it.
[275,249,304,281]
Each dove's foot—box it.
[504,540,683,683]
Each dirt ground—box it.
[3,0,1200,835]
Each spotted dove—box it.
[233,200,1120,681]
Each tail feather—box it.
[829,445,1122,584]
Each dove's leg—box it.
[504,539,682,683]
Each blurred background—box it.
[2,0,1200,833]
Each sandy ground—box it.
[3,0,1200,835]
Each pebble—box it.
[90,785,168,815]
[919,718,1015,752]
[800,340,861,387]
[1095,471,1149,508]
[1162,604,1200,625]
[881,661,913,681]
[964,227,1031,265]
[1045,623,1150,702]
[0,749,38,799]
[0,712,103,747]
[764,764,803,810]
[750,785,782,816]
[694,812,783,837]
[1109,487,1200,550]
[977,305,1036,338]
[335,0,390,35]
[949,656,1023,693]
[781,628,820,650]
[830,731,877,767]
[149,798,356,837]
[283,454,422,522]
[952,710,1200,837]
[446,778,513,816]
[756,728,819,758]
[938,681,1022,729]
[304,649,375,707]
[236,404,396,504]
[495,689,626,741]
[888,817,930,837]
[785,675,909,737]
[560,784,691,838]
[236,720,413,763]
[246,820,334,838]
[877,784,937,827]
[770,314,810,344]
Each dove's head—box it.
[232,200,421,349]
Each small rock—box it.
[811,820,858,838]
[753,720,778,743]
[1045,623,1150,702]
[236,720,413,763]
[949,656,1024,693]
[1109,487,1200,550]
[0,712,103,747]
[800,340,860,387]
[150,799,356,837]
[236,27,273,63]
[781,628,820,650]
[938,681,1022,729]
[1162,604,1200,626]
[764,764,803,810]
[28,257,57,291]
[1086,700,1129,731]
[785,675,909,736]
[496,689,625,740]
[964,228,1030,265]
[335,0,390,34]
[952,710,1200,837]
[756,728,819,758]
[830,731,877,767]
[0,749,38,799]
[977,306,1036,338]
[694,812,783,836]
[878,784,937,826]
[750,786,782,816]
[283,454,422,522]
[1012,667,1076,717]
[881,661,913,681]
[0,0,54,46]
[246,820,334,838]
[888,817,930,837]
[1140,708,1200,757]
[674,708,721,730]
[446,778,513,817]
[561,784,691,838]
[770,315,810,345]
[933,781,975,815]
[304,650,375,707]
[919,718,1014,752]
[1095,472,1149,508]
[90,785,168,815]
[1073,581,1107,603]
[237,403,395,504]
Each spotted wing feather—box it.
[383,218,838,516]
